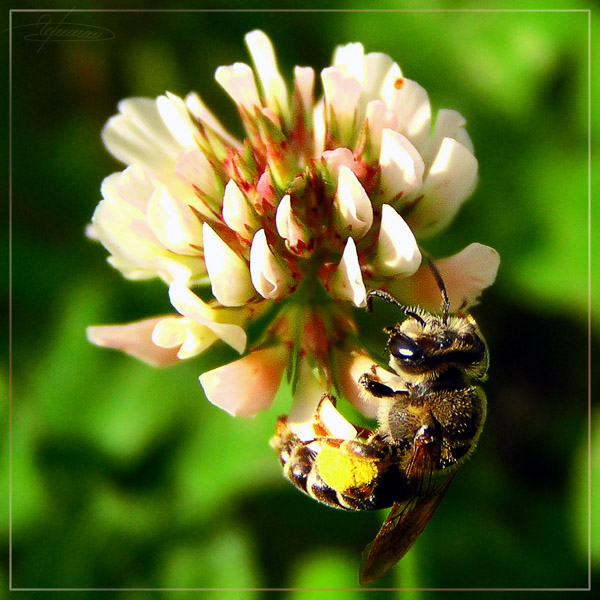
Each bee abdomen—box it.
[273,419,408,511]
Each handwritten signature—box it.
[9,10,115,53]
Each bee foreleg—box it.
[358,373,409,399]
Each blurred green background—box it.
[5,0,598,596]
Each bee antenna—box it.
[365,289,426,327]
[427,258,450,320]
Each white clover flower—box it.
[87,30,499,424]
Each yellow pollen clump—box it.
[316,445,379,492]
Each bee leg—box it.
[358,373,409,398]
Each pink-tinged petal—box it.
[336,349,407,419]
[185,92,242,150]
[293,66,315,116]
[322,147,361,181]
[255,170,279,213]
[401,243,500,312]
[333,165,373,239]
[371,204,421,277]
[249,229,296,300]
[245,30,289,120]
[215,63,261,112]
[407,137,478,237]
[328,237,367,307]
[379,129,424,203]
[87,317,180,367]
[203,223,255,307]
[102,98,181,175]
[199,345,290,417]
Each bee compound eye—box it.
[458,332,474,346]
[389,334,423,363]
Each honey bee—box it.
[271,261,489,584]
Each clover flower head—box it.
[87,30,499,425]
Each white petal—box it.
[168,281,213,318]
[87,317,180,367]
[99,164,154,221]
[151,316,188,348]
[156,92,198,147]
[336,349,407,419]
[425,108,473,167]
[363,99,397,158]
[168,281,248,353]
[245,30,289,119]
[329,237,367,307]
[249,229,295,300]
[222,179,258,239]
[408,137,478,237]
[379,61,403,98]
[215,63,261,112]
[93,166,169,277]
[315,395,358,439]
[202,223,254,306]
[363,52,397,101]
[333,165,373,239]
[179,324,218,358]
[174,148,222,203]
[287,359,332,441]
[313,100,326,155]
[146,185,203,255]
[333,42,365,83]
[153,257,200,285]
[152,316,217,359]
[287,380,359,443]
[275,194,292,239]
[102,98,180,175]
[185,92,242,149]
[199,345,289,417]
[372,204,421,277]
[382,77,432,153]
[379,129,424,202]
[321,67,363,141]
[275,194,311,252]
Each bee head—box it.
[365,259,489,383]
[387,312,489,382]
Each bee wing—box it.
[358,470,457,585]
